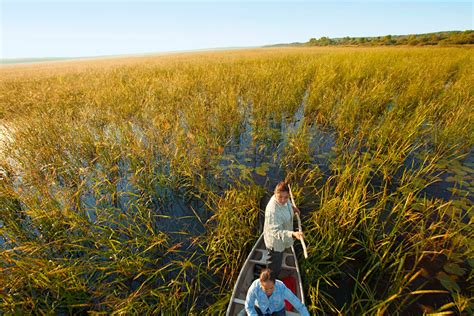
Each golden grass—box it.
[0,45,472,314]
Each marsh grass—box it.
[0,46,472,314]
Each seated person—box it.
[245,269,310,316]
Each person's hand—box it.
[292,205,300,215]
[292,231,304,241]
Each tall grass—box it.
[0,46,472,314]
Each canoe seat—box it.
[233,298,299,316]
[232,298,247,316]
[248,251,297,271]
[282,253,297,271]
[248,249,270,265]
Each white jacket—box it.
[263,195,294,252]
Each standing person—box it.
[245,269,310,316]
[264,181,304,279]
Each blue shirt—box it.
[245,279,310,316]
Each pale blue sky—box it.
[1,1,472,59]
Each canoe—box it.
[226,233,305,316]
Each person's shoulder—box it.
[275,280,286,289]
[266,195,277,208]
[249,279,260,290]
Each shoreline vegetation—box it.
[0,46,473,314]
[267,30,474,47]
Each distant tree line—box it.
[306,30,474,46]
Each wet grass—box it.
[0,46,473,314]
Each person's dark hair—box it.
[275,181,289,193]
[260,268,276,283]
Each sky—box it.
[1,0,472,59]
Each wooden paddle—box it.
[288,184,308,259]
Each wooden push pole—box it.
[288,184,308,259]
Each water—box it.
[217,90,337,193]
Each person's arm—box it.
[283,286,310,316]
[244,282,259,316]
